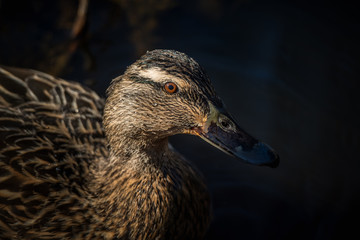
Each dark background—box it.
[1,0,359,239]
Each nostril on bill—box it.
[218,114,235,131]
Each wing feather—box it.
[0,66,107,238]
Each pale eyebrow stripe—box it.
[137,67,191,89]
[138,67,172,83]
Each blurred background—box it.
[0,0,359,239]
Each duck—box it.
[0,49,279,240]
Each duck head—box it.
[104,49,279,167]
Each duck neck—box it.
[89,120,211,239]
[102,92,172,166]
[89,136,177,239]
[108,134,170,166]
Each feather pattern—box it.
[0,66,107,239]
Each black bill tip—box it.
[233,141,280,168]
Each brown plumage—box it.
[0,50,279,240]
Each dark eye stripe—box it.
[132,76,178,94]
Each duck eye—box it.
[164,82,178,93]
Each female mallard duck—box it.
[0,49,279,240]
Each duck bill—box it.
[194,103,279,168]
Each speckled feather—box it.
[0,50,213,239]
[0,66,106,239]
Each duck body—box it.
[0,50,278,239]
[0,64,210,239]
